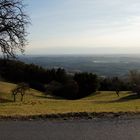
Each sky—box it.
[25,0,140,54]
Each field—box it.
[0,81,140,117]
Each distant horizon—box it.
[25,46,140,56]
[22,53,140,57]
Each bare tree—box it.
[18,83,29,101]
[129,70,140,85]
[0,0,29,58]
[112,77,121,97]
[11,83,30,102]
[11,88,18,102]
[129,70,140,95]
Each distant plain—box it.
[20,54,140,77]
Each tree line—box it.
[0,59,140,99]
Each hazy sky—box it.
[25,0,140,54]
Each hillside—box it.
[0,81,140,117]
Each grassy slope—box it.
[0,81,140,116]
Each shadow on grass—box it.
[94,94,140,104]
[34,95,63,100]
[0,98,13,103]
[116,94,140,102]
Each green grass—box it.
[0,81,140,117]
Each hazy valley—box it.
[20,54,140,77]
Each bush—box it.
[74,72,99,98]
[59,80,79,99]
[29,82,46,92]
[46,80,79,99]
[46,81,63,95]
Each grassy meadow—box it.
[0,81,140,117]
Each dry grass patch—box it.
[0,81,140,117]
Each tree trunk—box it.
[116,91,120,97]
[21,95,24,101]
[13,95,16,102]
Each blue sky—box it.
[25,0,140,54]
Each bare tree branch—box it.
[0,0,30,58]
